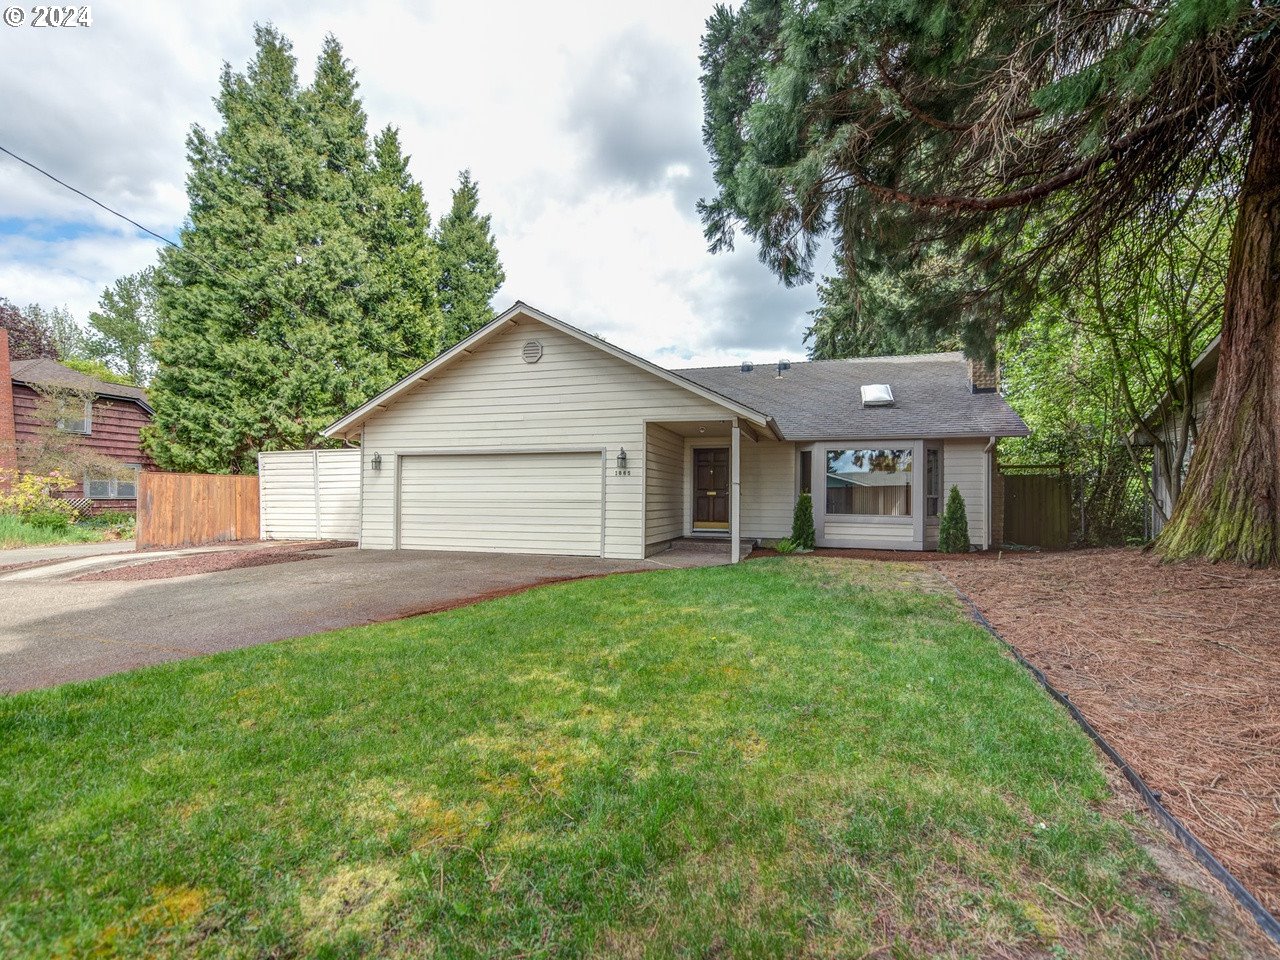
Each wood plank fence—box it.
[1002,467,1071,548]
[136,472,260,550]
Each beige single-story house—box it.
[322,301,1029,560]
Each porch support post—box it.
[730,420,742,564]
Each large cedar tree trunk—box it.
[1158,62,1280,565]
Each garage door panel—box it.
[398,452,603,555]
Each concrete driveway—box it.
[0,543,737,693]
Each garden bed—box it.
[939,548,1280,917]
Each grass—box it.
[0,512,133,550]
[0,559,1239,958]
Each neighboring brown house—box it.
[0,329,155,513]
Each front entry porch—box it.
[647,537,756,566]
[643,417,754,562]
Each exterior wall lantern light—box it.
[616,448,628,471]
[371,452,382,472]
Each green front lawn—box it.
[0,560,1236,958]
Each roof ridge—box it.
[9,355,149,402]
[671,350,964,373]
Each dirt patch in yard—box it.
[937,547,1280,918]
[74,542,342,582]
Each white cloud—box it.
[0,0,818,366]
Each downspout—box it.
[982,436,997,550]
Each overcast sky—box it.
[0,0,822,368]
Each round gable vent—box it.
[521,340,544,364]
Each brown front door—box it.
[693,448,730,530]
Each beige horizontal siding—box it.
[740,440,795,539]
[823,517,915,544]
[360,318,738,558]
[942,438,988,547]
[645,424,684,549]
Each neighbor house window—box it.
[799,450,812,495]
[56,398,92,435]
[826,448,912,516]
[86,464,139,500]
[925,448,941,517]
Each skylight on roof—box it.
[860,384,894,407]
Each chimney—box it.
[967,355,998,393]
[0,329,16,482]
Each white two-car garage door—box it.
[397,451,604,556]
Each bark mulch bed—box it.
[74,541,342,583]
[936,547,1280,918]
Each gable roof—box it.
[676,353,1029,440]
[10,357,152,413]
[322,301,778,439]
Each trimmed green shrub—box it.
[937,485,971,553]
[791,492,816,550]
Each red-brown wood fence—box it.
[136,472,260,549]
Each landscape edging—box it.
[948,583,1280,947]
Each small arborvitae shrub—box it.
[937,485,971,553]
[791,492,816,550]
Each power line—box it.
[0,143,181,250]
[0,143,402,339]
[0,142,226,279]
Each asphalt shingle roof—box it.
[10,357,151,410]
[675,352,1028,440]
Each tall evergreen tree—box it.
[435,171,504,348]
[700,0,1280,565]
[365,126,443,366]
[147,27,441,473]
[806,272,955,360]
[87,268,158,384]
